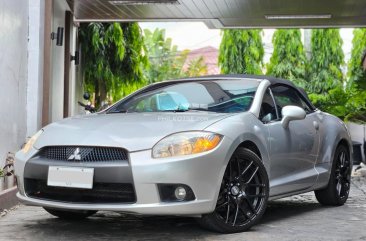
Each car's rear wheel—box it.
[198,148,269,233]
[43,207,97,220]
[315,145,351,206]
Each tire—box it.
[315,145,351,206]
[43,207,97,220]
[198,148,269,233]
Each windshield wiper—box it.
[107,108,209,114]
[161,109,189,112]
[107,109,127,114]
[161,107,208,113]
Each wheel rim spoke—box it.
[336,180,342,194]
[247,183,265,187]
[335,150,350,199]
[244,197,256,213]
[216,201,229,209]
[246,194,266,198]
[232,203,240,226]
[245,167,259,184]
[239,205,251,219]
[225,196,231,223]
[229,160,233,182]
[239,161,253,179]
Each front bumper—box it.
[16,193,213,215]
[15,139,233,216]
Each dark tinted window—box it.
[259,89,278,123]
[298,96,314,114]
[271,85,308,118]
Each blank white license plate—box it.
[47,166,94,189]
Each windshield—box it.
[109,79,260,114]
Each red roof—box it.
[183,46,219,75]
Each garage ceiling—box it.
[66,0,366,28]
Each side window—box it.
[271,85,305,118]
[259,89,278,123]
[299,97,314,114]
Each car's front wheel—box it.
[198,147,269,233]
[315,144,351,206]
[43,207,97,220]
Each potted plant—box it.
[0,168,5,191]
[4,153,15,189]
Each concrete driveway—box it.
[1,176,366,241]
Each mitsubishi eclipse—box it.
[14,75,352,233]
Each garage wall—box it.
[28,0,45,137]
[65,14,82,117]
[49,0,78,122]
[50,0,68,122]
[0,0,28,166]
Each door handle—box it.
[313,121,319,130]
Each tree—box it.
[344,28,366,123]
[219,29,264,74]
[307,29,344,94]
[79,22,148,106]
[144,28,188,82]
[310,85,366,123]
[266,29,307,87]
[348,28,366,91]
[183,56,208,77]
[307,29,366,123]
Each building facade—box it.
[0,0,80,166]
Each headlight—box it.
[152,131,223,158]
[21,129,43,154]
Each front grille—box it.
[25,179,136,204]
[38,146,128,162]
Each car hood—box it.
[34,112,233,152]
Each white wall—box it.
[0,0,28,166]
[50,0,79,119]
[68,18,83,116]
[27,0,45,137]
[50,0,69,122]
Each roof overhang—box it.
[66,0,366,28]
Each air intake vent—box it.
[38,146,128,163]
[25,179,136,204]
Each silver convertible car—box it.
[15,75,352,233]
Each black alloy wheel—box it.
[315,145,351,206]
[198,148,269,233]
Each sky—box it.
[139,22,354,66]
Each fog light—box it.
[158,184,195,202]
[174,186,187,200]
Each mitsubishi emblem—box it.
[68,148,82,161]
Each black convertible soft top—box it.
[175,74,316,110]
[180,74,298,89]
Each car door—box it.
[260,85,320,197]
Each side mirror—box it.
[281,105,306,129]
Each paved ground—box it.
[1,174,366,241]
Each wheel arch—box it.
[337,139,351,154]
[316,112,352,166]
[313,113,353,190]
[225,133,270,174]
[238,140,262,160]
